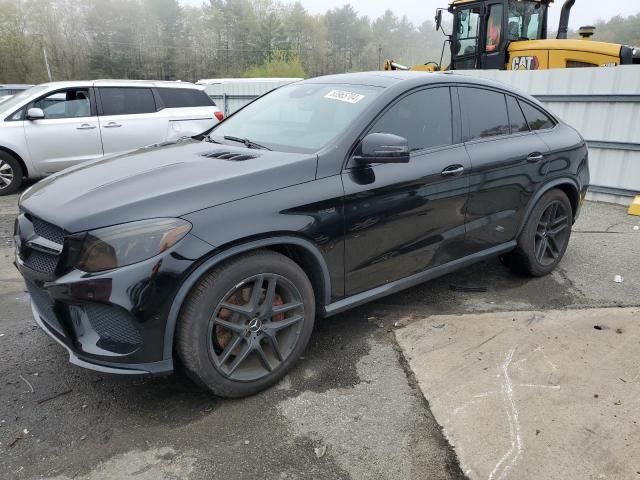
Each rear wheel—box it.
[0,152,23,196]
[502,189,573,277]
[177,250,315,398]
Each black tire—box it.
[503,189,573,277]
[176,249,315,398]
[0,151,23,196]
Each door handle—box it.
[527,153,545,163]
[441,165,465,177]
[103,122,122,128]
[77,124,96,130]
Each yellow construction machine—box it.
[385,0,640,71]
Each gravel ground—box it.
[0,188,637,479]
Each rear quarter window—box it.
[158,88,214,108]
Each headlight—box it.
[74,218,192,273]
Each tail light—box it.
[214,111,224,122]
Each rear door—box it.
[23,87,103,174]
[342,86,471,296]
[460,86,550,252]
[96,86,166,155]
[156,87,219,141]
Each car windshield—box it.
[0,85,48,117]
[210,83,382,153]
[508,0,547,40]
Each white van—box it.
[0,80,223,194]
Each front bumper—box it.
[16,231,213,375]
[30,301,171,375]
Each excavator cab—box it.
[446,0,550,70]
[385,0,640,71]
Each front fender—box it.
[161,235,333,360]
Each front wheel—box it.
[502,189,573,277]
[177,250,315,398]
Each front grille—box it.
[18,214,65,274]
[566,61,597,68]
[24,250,59,274]
[30,216,65,245]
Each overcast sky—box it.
[182,0,639,29]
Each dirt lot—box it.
[0,188,638,479]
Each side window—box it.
[99,88,156,116]
[485,4,503,53]
[370,87,453,151]
[157,88,214,108]
[518,100,555,131]
[506,95,529,133]
[460,88,509,140]
[33,88,92,119]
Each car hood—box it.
[20,139,318,233]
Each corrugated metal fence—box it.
[457,67,640,205]
[198,78,302,116]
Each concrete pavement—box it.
[396,308,640,480]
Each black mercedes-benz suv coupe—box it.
[15,72,589,397]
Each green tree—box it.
[244,51,305,78]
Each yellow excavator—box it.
[385,0,640,71]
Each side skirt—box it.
[322,241,517,317]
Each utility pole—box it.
[42,45,53,82]
[378,44,382,71]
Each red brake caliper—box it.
[272,295,285,322]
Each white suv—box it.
[0,80,223,195]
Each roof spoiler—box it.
[556,0,575,39]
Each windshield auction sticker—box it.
[324,90,366,104]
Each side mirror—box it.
[435,9,443,31]
[354,133,410,165]
[26,108,45,120]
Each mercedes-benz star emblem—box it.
[248,318,262,333]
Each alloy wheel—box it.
[534,200,570,266]
[207,273,305,382]
[0,160,14,189]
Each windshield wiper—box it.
[223,135,271,151]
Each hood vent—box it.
[200,150,259,161]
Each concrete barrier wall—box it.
[456,67,640,205]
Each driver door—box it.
[342,87,471,296]
[480,2,507,69]
[451,4,482,70]
[24,87,103,175]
